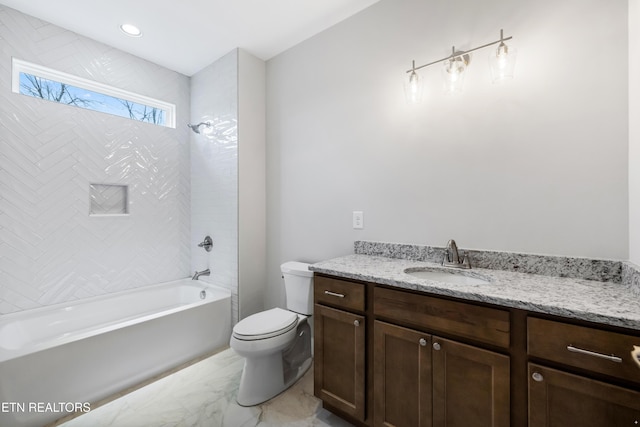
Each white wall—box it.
[190,50,239,323]
[238,50,266,319]
[0,6,191,314]
[266,0,629,307]
[630,0,640,266]
[191,48,267,323]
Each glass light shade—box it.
[404,70,424,104]
[489,42,517,83]
[442,57,466,94]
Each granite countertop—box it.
[310,254,640,331]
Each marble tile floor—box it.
[53,348,354,427]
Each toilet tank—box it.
[281,261,314,315]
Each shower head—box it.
[187,122,212,134]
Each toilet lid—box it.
[233,308,298,340]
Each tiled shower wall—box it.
[0,6,191,314]
[190,50,239,324]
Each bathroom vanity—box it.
[311,249,640,427]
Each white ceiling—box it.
[0,0,380,76]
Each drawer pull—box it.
[354,320,360,327]
[567,345,622,363]
[531,372,544,382]
[419,338,427,347]
[324,290,345,298]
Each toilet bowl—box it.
[231,308,300,357]
[230,262,314,406]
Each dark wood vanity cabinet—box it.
[527,317,640,426]
[431,337,510,427]
[373,288,511,427]
[314,274,511,427]
[374,321,432,427]
[314,273,640,427]
[373,321,510,427]
[528,363,640,426]
[314,276,367,422]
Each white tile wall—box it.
[190,50,239,324]
[0,6,191,314]
[89,184,128,215]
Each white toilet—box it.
[230,261,314,406]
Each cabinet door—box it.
[529,363,640,426]
[374,321,432,427]
[432,337,510,427]
[314,304,366,421]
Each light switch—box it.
[353,211,364,229]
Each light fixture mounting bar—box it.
[406,31,513,74]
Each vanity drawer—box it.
[314,276,365,312]
[528,317,640,383]
[374,286,510,348]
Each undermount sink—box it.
[404,267,491,285]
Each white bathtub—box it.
[0,279,231,427]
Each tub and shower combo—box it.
[0,279,231,427]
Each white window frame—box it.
[11,58,176,128]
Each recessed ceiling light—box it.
[119,24,142,37]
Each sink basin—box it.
[404,268,491,285]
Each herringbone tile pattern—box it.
[0,6,191,314]
[90,184,128,215]
[190,50,239,324]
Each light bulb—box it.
[490,42,516,83]
[497,44,508,64]
[443,56,466,94]
[409,72,419,96]
[404,69,424,104]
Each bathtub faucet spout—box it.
[192,269,210,280]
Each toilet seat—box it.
[232,308,298,341]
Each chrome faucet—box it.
[442,239,471,269]
[192,268,210,280]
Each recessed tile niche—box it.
[89,184,129,216]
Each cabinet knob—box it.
[433,342,441,351]
[632,345,640,368]
[354,320,360,327]
[419,338,427,347]
[532,372,544,382]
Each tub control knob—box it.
[198,236,213,252]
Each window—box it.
[11,58,176,128]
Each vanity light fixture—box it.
[403,60,424,104]
[120,23,142,37]
[442,47,469,94]
[489,29,517,83]
[405,29,515,102]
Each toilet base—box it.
[235,321,312,406]
[236,355,312,406]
